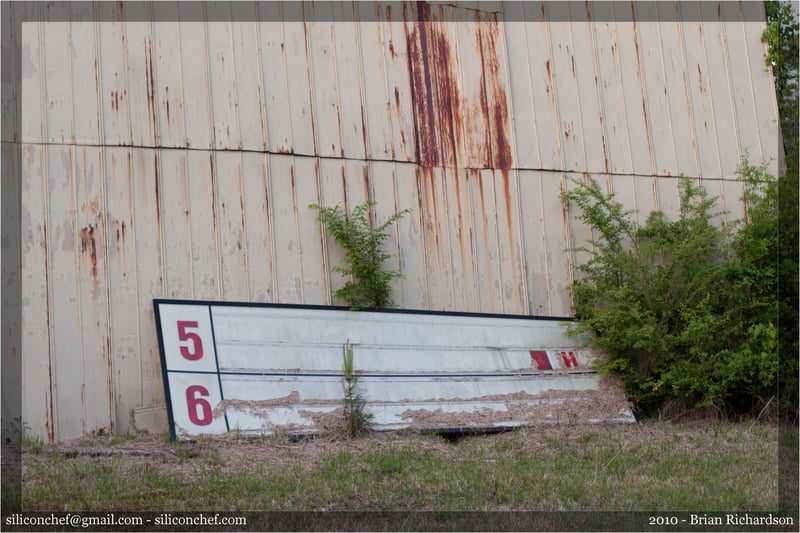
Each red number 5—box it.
[177,321,204,360]
[186,385,212,426]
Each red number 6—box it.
[177,321,204,360]
[186,385,213,426]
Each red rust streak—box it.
[476,17,512,170]
[165,86,170,124]
[154,155,162,231]
[406,2,440,167]
[432,25,462,168]
[80,224,98,279]
[145,38,157,140]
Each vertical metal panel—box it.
[477,10,514,170]
[523,4,563,170]
[656,175,682,219]
[20,15,43,144]
[455,9,489,169]
[384,3,416,162]
[547,4,586,173]
[98,7,132,147]
[540,172,572,316]
[123,14,159,147]
[74,146,113,434]
[393,161,428,308]
[699,2,741,178]
[293,156,327,304]
[20,144,53,440]
[614,15,655,176]
[47,145,85,440]
[494,170,526,314]
[518,170,552,316]
[152,6,188,149]
[186,150,220,299]
[503,14,541,170]
[633,3,679,177]
[269,154,303,303]
[130,148,165,408]
[680,3,723,179]
[104,147,141,432]
[316,157,346,303]
[592,17,634,175]
[42,21,73,145]
[214,151,249,300]
[281,4,316,156]
[69,5,101,145]
[230,14,267,151]
[357,3,395,160]
[241,152,276,303]
[206,16,242,150]
[159,149,192,298]
[723,11,764,166]
[656,3,701,177]
[307,3,344,159]
[569,4,608,175]
[369,160,405,304]
[444,167,479,311]
[257,14,292,154]
[470,168,503,314]
[177,18,213,149]
[419,166,454,310]
[332,2,368,160]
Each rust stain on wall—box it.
[145,37,157,141]
[405,4,512,170]
[80,224,98,279]
[477,14,513,170]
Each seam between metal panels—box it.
[265,154,278,303]
[252,6,270,152]
[91,8,116,435]
[37,14,60,443]
[67,145,87,435]
[15,140,742,182]
[203,9,224,301]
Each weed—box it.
[341,340,373,438]
[310,201,411,309]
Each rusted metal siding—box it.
[12,2,779,441]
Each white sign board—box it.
[154,300,635,439]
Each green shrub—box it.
[310,202,411,310]
[762,0,799,418]
[563,164,778,418]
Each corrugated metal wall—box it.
[9,1,779,441]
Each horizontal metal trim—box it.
[166,369,595,378]
[154,298,575,322]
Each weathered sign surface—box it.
[154,299,635,439]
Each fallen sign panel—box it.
[154,300,636,439]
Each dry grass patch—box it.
[20,422,778,512]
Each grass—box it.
[20,422,778,513]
